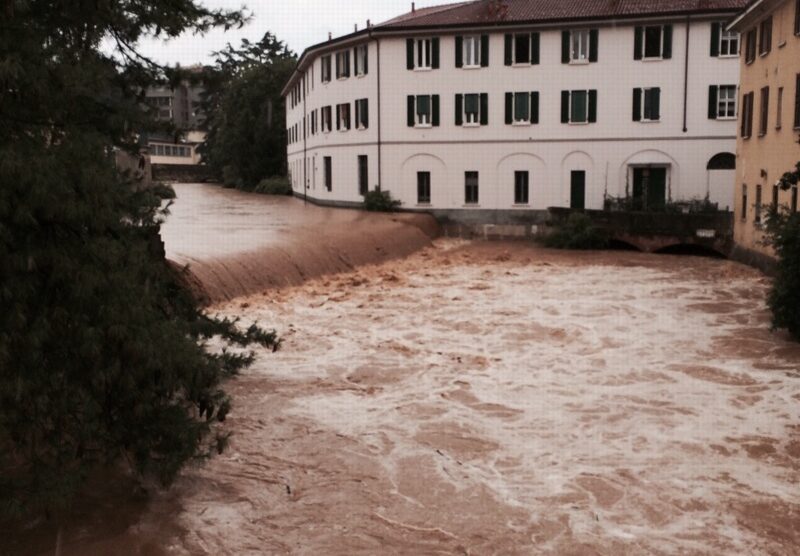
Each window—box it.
[407,95,440,127]
[514,171,529,205]
[358,155,368,196]
[755,184,763,224]
[321,106,332,133]
[633,88,661,122]
[777,87,784,129]
[455,93,488,126]
[464,36,480,67]
[321,55,332,83]
[417,172,431,204]
[796,0,800,36]
[794,74,800,129]
[741,91,754,138]
[562,90,597,124]
[759,17,772,56]
[712,23,740,56]
[759,86,770,136]
[457,35,489,68]
[407,38,439,70]
[572,29,590,61]
[504,33,539,65]
[335,50,350,79]
[505,92,539,125]
[742,185,748,220]
[634,25,672,60]
[772,184,780,210]
[336,103,351,131]
[709,85,738,119]
[354,45,368,76]
[324,156,332,191]
[355,98,369,129]
[465,172,479,205]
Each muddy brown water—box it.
[4,186,800,555]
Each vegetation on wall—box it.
[364,190,403,212]
[0,0,277,519]
[543,213,610,250]
[200,33,296,190]
[765,161,800,341]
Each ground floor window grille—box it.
[417,171,431,204]
[515,171,529,205]
[465,172,479,205]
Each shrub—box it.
[765,161,800,341]
[254,176,292,196]
[364,190,402,212]
[543,213,609,250]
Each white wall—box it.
[286,15,741,210]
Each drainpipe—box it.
[369,25,382,192]
[302,73,308,204]
[682,15,690,133]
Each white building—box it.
[283,0,748,222]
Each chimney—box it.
[355,23,358,32]
[328,32,332,40]
[412,2,416,12]
[367,19,371,28]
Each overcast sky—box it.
[134,0,446,66]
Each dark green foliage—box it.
[364,190,402,212]
[543,213,610,250]
[0,0,277,517]
[765,162,800,341]
[200,34,296,189]
[254,176,293,196]
[604,196,720,214]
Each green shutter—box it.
[710,22,720,57]
[652,88,661,120]
[432,94,440,126]
[531,32,540,64]
[530,92,539,124]
[708,85,719,119]
[588,90,597,123]
[663,25,673,59]
[634,26,643,60]
[561,91,570,123]
[407,39,414,69]
[455,36,463,68]
[480,35,489,67]
[455,94,463,126]
[407,95,415,126]
[504,34,512,65]
[561,31,570,63]
[480,93,489,125]
[432,38,440,69]
[505,92,513,124]
[589,29,599,62]
[364,47,368,75]
[633,88,642,121]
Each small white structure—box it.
[283,0,746,219]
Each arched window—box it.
[707,152,736,170]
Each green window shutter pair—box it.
[407,95,440,127]
[562,91,597,123]
[504,92,539,124]
[455,94,489,125]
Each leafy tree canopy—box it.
[0,0,277,518]
[199,32,297,189]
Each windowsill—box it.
[568,121,590,125]
[778,40,787,48]
[569,59,590,65]
[512,63,531,68]
[513,204,530,207]
[462,65,481,70]
[717,53,740,58]
[413,67,433,72]
[463,204,480,208]
[639,119,661,123]
[462,122,480,128]
[512,121,531,126]
[337,77,349,81]
[716,116,738,121]
[356,126,367,131]
[416,203,432,207]
[356,73,366,78]
[415,124,432,129]
[759,51,770,57]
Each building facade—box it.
[730,0,800,263]
[284,0,748,221]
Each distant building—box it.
[144,67,207,166]
[283,0,747,221]
[729,0,800,265]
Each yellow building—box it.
[730,0,800,267]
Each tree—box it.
[765,161,800,341]
[0,0,277,518]
[200,33,296,189]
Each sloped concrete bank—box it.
[161,183,440,304]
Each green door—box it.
[570,170,586,210]
[632,167,667,211]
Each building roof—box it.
[727,0,783,31]
[282,0,749,95]
[378,0,750,29]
